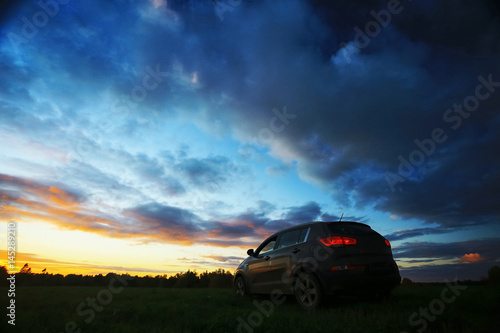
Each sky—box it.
[0,0,499,282]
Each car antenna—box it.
[339,213,344,222]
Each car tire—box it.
[294,272,322,310]
[234,276,247,297]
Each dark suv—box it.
[234,221,400,309]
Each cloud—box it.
[393,238,500,263]
[395,238,499,281]
[282,201,322,224]
[174,155,244,191]
[200,255,242,263]
[0,174,83,207]
[3,0,499,230]
[150,0,500,229]
[125,200,336,245]
[1,172,368,247]
[176,256,239,270]
[385,227,456,242]
[460,253,484,263]
[151,0,166,9]
[265,163,293,177]
[256,200,276,214]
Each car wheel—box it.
[294,273,322,310]
[235,276,247,297]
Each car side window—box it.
[299,227,310,243]
[260,240,276,254]
[257,236,278,255]
[277,228,310,249]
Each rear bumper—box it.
[316,264,401,295]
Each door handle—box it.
[292,248,301,254]
[264,256,271,261]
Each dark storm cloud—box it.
[129,202,202,232]
[393,238,500,261]
[125,197,372,244]
[262,201,341,232]
[125,199,340,245]
[282,201,322,224]
[394,237,500,280]
[149,0,500,229]
[223,211,271,230]
[385,227,457,242]
[206,221,257,238]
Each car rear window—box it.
[326,222,374,236]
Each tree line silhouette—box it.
[0,264,234,288]
[2,264,500,288]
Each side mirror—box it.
[247,249,255,257]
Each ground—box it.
[2,284,500,332]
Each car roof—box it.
[275,220,371,234]
[323,221,372,228]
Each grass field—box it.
[3,284,500,333]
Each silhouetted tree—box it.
[0,266,7,286]
[199,270,210,288]
[174,270,199,288]
[19,263,31,274]
[208,268,233,288]
[3,266,235,288]
[17,263,34,285]
[93,274,105,286]
[401,278,413,285]
[488,265,500,284]
[65,274,84,286]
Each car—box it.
[234,221,400,310]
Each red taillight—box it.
[320,236,343,246]
[320,236,357,247]
[385,239,391,247]
[343,237,357,245]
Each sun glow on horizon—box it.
[0,219,244,277]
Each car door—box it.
[246,235,278,294]
[268,227,310,292]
